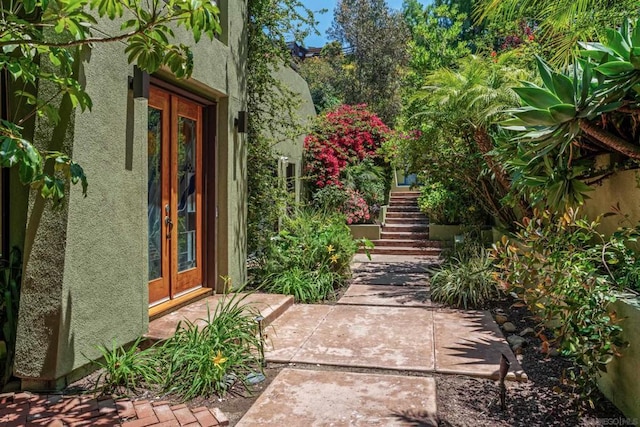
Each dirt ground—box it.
[434,295,626,427]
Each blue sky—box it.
[300,0,432,47]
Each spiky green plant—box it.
[430,248,500,309]
[265,267,339,303]
[160,292,265,400]
[499,18,640,210]
[93,337,161,394]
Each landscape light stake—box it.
[255,315,266,367]
[499,353,511,411]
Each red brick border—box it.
[0,392,228,426]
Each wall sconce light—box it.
[128,66,149,99]
[235,110,248,133]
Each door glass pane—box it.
[177,116,197,272]
[148,107,163,280]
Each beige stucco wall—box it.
[582,157,640,236]
[13,2,248,388]
[598,297,640,420]
[270,65,316,202]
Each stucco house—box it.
[1,1,314,390]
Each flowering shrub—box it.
[343,189,370,225]
[304,104,391,189]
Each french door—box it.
[148,86,203,306]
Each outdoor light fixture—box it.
[128,66,149,99]
[235,110,248,133]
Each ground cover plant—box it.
[257,209,358,302]
[93,337,161,395]
[160,293,265,400]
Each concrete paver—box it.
[352,261,433,274]
[264,304,333,363]
[269,305,435,372]
[352,254,441,264]
[338,284,434,307]
[351,271,430,286]
[236,368,437,427]
[434,310,526,381]
[147,293,293,341]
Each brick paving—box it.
[0,392,228,426]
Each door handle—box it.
[165,216,173,239]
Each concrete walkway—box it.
[237,255,525,426]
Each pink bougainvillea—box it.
[304,104,391,189]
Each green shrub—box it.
[160,293,265,400]
[91,293,265,400]
[492,209,637,404]
[311,158,390,225]
[1,247,21,388]
[93,337,161,394]
[418,180,486,225]
[258,209,358,302]
[312,185,348,212]
[341,158,388,208]
[430,247,500,309]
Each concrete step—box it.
[389,200,419,206]
[385,212,427,219]
[372,239,442,248]
[383,224,428,233]
[390,191,421,197]
[387,206,421,212]
[384,218,429,226]
[359,246,442,256]
[381,231,429,240]
[146,292,293,341]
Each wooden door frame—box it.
[148,78,217,305]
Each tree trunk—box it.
[473,127,512,193]
[580,119,640,160]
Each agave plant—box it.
[499,18,640,210]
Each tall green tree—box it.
[475,0,639,65]
[329,0,409,125]
[298,42,344,113]
[405,56,529,224]
[402,2,471,86]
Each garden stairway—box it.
[364,190,442,256]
